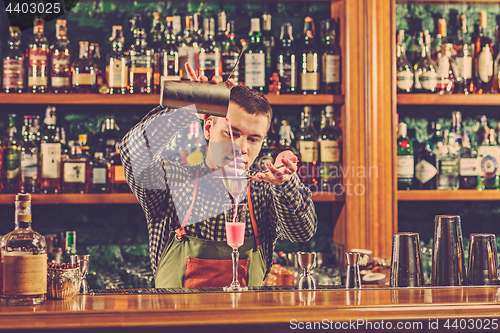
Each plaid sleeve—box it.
[271,173,318,242]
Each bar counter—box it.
[1,286,500,332]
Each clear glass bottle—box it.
[150,12,164,94]
[162,16,180,82]
[40,106,61,194]
[221,21,241,84]
[245,18,266,92]
[449,111,463,146]
[297,106,319,190]
[20,116,39,194]
[474,11,494,94]
[71,41,98,93]
[197,17,221,80]
[459,131,478,189]
[300,17,320,95]
[396,30,414,93]
[3,26,25,93]
[434,19,455,94]
[106,26,128,95]
[178,15,195,80]
[89,151,110,193]
[318,105,342,192]
[61,141,90,194]
[50,19,72,94]
[397,122,414,190]
[453,15,472,94]
[89,43,105,92]
[414,30,438,93]
[262,12,275,78]
[27,18,49,93]
[1,193,47,305]
[128,14,154,94]
[436,132,460,191]
[3,114,21,194]
[321,18,341,94]
[276,23,297,94]
[477,128,500,190]
[407,31,422,67]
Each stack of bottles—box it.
[396,11,500,95]
[1,11,342,95]
[397,111,500,191]
[0,106,129,194]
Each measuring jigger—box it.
[160,80,231,117]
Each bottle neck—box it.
[15,201,32,230]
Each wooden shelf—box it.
[396,0,499,3]
[398,190,500,201]
[0,192,343,205]
[398,93,500,106]
[0,93,343,106]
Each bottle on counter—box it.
[397,122,414,190]
[318,105,342,192]
[2,114,21,194]
[321,18,341,94]
[128,14,154,94]
[300,16,320,95]
[414,30,438,93]
[396,29,414,93]
[477,128,500,190]
[27,18,49,94]
[3,26,25,93]
[276,23,297,94]
[71,41,98,93]
[1,193,47,305]
[40,106,61,194]
[50,19,72,94]
[20,116,39,194]
[106,26,128,95]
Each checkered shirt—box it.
[119,105,318,279]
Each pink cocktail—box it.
[226,222,245,249]
[223,203,248,292]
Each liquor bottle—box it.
[197,17,221,80]
[61,231,77,263]
[27,18,49,93]
[474,11,494,94]
[478,128,500,190]
[318,105,342,192]
[71,41,98,93]
[0,193,47,305]
[89,151,110,193]
[436,132,460,190]
[3,114,21,194]
[453,15,473,94]
[61,141,89,194]
[221,21,241,84]
[434,19,455,94]
[459,131,478,189]
[129,14,154,94]
[397,123,414,190]
[89,43,105,92]
[109,149,130,193]
[99,115,120,159]
[3,26,25,93]
[473,115,489,148]
[300,17,320,95]
[414,30,438,93]
[396,30,414,93]
[178,15,195,80]
[414,142,437,190]
[407,31,422,67]
[245,18,266,92]
[20,116,39,194]
[262,13,275,78]
[150,12,164,94]
[431,19,447,62]
[106,26,128,95]
[40,106,61,194]
[276,23,297,94]
[161,17,180,84]
[449,111,463,146]
[297,106,319,189]
[50,19,71,94]
[321,18,341,94]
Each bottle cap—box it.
[16,193,31,201]
[438,18,447,37]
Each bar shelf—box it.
[398,190,500,201]
[398,93,500,106]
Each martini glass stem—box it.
[231,248,240,287]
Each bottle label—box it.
[3,253,47,296]
[415,159,437,184]
[320,140,340,162]
[397,155,414,177]
[322,54,340,83]
[27,49,48,87]
[63,162,86,183]
[51,77,70,88]
[244,53,266,87]
[51,55,70,87]
[107,58,128,88]
[478,45,493,83]
[481,155,498,178]
[222,54,240,82]
[28,76,48,87]
[21,153,38,178]
[301,72,320,91]
[198,52,220,72]
[72,73,94,86]
[419,71,438,91]
[162,53,179,77]
[459,158,479,176]
[92,167,107,184]
[4,147,20,179]
[437,55,450,78]
[41,143,61,179]
[277,56,296,89]
[130,54,152,69]
[455,56,472,79]
[28,49,48,66]
[306,53,318,72]
[439,159,459,176]
[299,141,318,163]
[113,165,126,182]
[396,71,414,90]
[2,59,24,89]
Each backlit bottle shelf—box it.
[398,190,500,201]
[0,93,343,106]
[398,93,500,106]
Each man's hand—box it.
[252,150,298,185]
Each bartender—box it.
[119,64,317,288]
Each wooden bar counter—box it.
[1,286,500,332]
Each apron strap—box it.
[175,167,200,240]
[247,183,260,251]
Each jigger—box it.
[467,234,498,286]
[431,215,466,286]
[297,252,316,290]
[390,232,424,287]
[345,252,362,289]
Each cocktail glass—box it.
[223,203,248,292]
[77,254,91,294]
